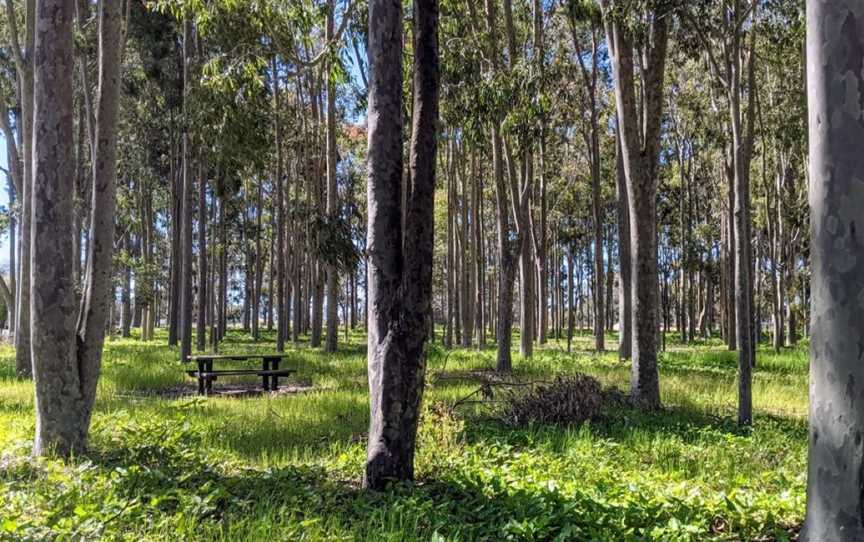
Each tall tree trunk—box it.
[251,181,262,341]
[802,2,864,536]
[364,0,439,490]
[474,155,486,347]
[324,0,339,353]
[486,0,518,372]
[603,0,668,408]
[13,0,35,377]
[32,0,121,455]
[179,18,194,362]
[729,0,755,425]
[168,141,181,345]
[616,130,632,359]
[121,235,132,337]
[272,56,286,352]
[196,164,207,351]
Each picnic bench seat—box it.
[185,353,295,396]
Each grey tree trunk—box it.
[168,143,181,345]
[32,0,121,455]
[603,0,667,408]
[12,0,35,377]
[179,18,194,362]
[324,0,339,353]
[802,2,864,538]
[364,0,438,490]
[615,130,632,360]
[272,56,286,352]
[196,163,207,351]
[728,0,756,425]
[486,0,518,372]
[120,235,132,337]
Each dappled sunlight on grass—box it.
[0,328,808,540]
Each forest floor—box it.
[0,328,806,541]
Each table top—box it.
[187,353,289,361]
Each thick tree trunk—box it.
[364,0,438,490]
[32,0,77,451]
[604,1,667,408]
[32,0,120,455]
[802,3,864,537]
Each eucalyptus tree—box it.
[683,0,759,425]
[324,0,340,353]
[566,0,606,353]
[4,0,34,377]
[802,1,864,537]
[600,0,669,408]
[31,0,123,455]
[364,0,439,489]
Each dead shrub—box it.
[500,374,604,427]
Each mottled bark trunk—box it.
[364,0,438,490]
[803,3,864,537]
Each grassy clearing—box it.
[0,328,807,541]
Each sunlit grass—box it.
[0,326,808,540]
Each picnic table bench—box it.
[185,353,295,396]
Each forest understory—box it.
[0,329,806,541]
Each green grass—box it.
[0,328,807,541]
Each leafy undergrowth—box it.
[0,330,807,541]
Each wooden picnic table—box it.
[185,353,295,396]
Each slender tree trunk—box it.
[616,131,632,359]
[168,142,181,345]
[324,0,339,353]
[273,56,286,351]
[196,163,207,351]
[179,18,194,362]
[14,0,35,377]
[121,235,132,337]
[486,0,518,372]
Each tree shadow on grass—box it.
[459,399,807,454]
[66,430,798,541]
